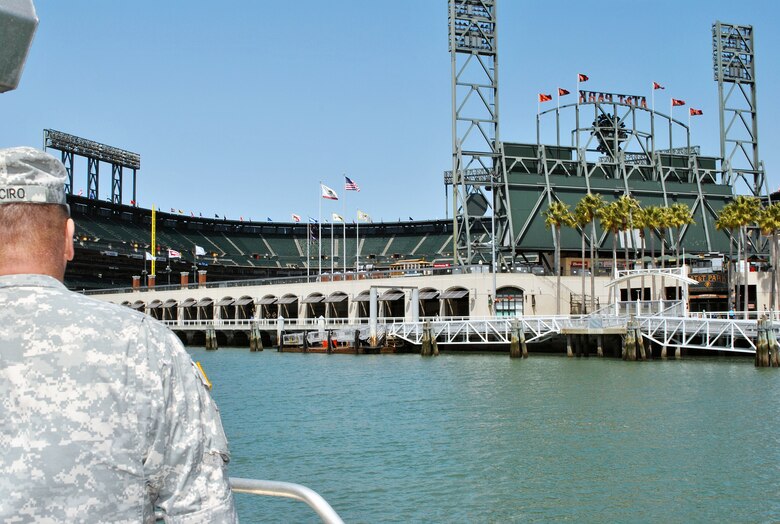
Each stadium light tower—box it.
[448,0,510,267]
[713,21,765,196]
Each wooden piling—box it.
[566,335,573,358]
[520,327,528,358]
[596,335,603,358]
[636,326,646,361]
[766,318,780,368]
[205,329,218,351]
[509,318,521,358]
[421,322,432,357]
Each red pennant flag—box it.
[538,93,552,103]
[578,73,589,82]
[653,82,665,90]
[130,199,136,206]
[558,88,570,96]
[689,108,703,116]
[672,98,685,106]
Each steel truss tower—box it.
[448,0,512,266]
[713,22,764,196]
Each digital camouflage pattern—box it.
[0,274,238,523]
[0,147,69,208]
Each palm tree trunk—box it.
[624,232,631,301]
[743,226,749,319]
[640,232,646,302]
[581,229,586,314]
[660,230,666,302]
[737,226,743,317]
[650,230,656,302]
[556,226,561,316]
[591,220,597,313]
[612,232,618,308]
[728,228,734,312]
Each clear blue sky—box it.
[2,1,778,222]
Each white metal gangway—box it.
[386,315,628,346]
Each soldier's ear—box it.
[64,218,75,262]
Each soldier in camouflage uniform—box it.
[0,147,238,522]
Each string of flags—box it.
[535,73,703,118]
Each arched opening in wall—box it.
[302,293,326,319]
[235,296,255,319]
[354,291,370,319]
[120,301,132,308]
[496,286,524,317]
[379,289,405,319]
[277,295,298,319]
[325,292,349,319]
[215,297,235,322]
[196,297,214,321]
[131,300,145,313]
[440,288,469,318]
[162,299,178,321]
[257,296,278,319]
[418,288,440,318]
[147,300,163,320]
[180,298,197,321]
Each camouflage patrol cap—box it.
[0,146,68,211]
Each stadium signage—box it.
[578,90,648,108]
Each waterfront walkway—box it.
[162,300,768,354]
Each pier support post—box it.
[597,335,603,358]
[326,330,333,355]
[354,329,361,355]
[769,319,780,367]
[756,318,770,367]
[521,325,528,358]
[278,330,285,352]
[566,335,573,358]
[509,318,521,358]
[625,321,636,361]
[636,326,646,361]
[205,329,218,351]
[421,321,432,357]
[369,287,378,347]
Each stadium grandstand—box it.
[66,195,456,290]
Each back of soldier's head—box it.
[0,147,71,273]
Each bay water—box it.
[188,348,780,523]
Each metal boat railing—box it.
[229,477,345,524]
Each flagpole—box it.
[356,211,360,273]
[669,99,673,152]
[318,182,322,279]
[306,222,310,280]
[556,90,560,147]
[343,175,347,273]
[330,219,334,275]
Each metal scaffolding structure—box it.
[44,129,141,205]
[713,21,764,197]
[448,0,511,267]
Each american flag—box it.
[345,175,360,192]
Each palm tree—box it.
[634,206,649,300]
[544,200,575,315]
[715,205,739,312]
[616,195,640,300]
[657,206,676,301]
[758,203,780,311]
[574,193,604,313]
[733,196,761,317]
[642,205,665,300]
[668,203,695,300]
[597,201,623,307]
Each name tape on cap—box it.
[0,186,48,203]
